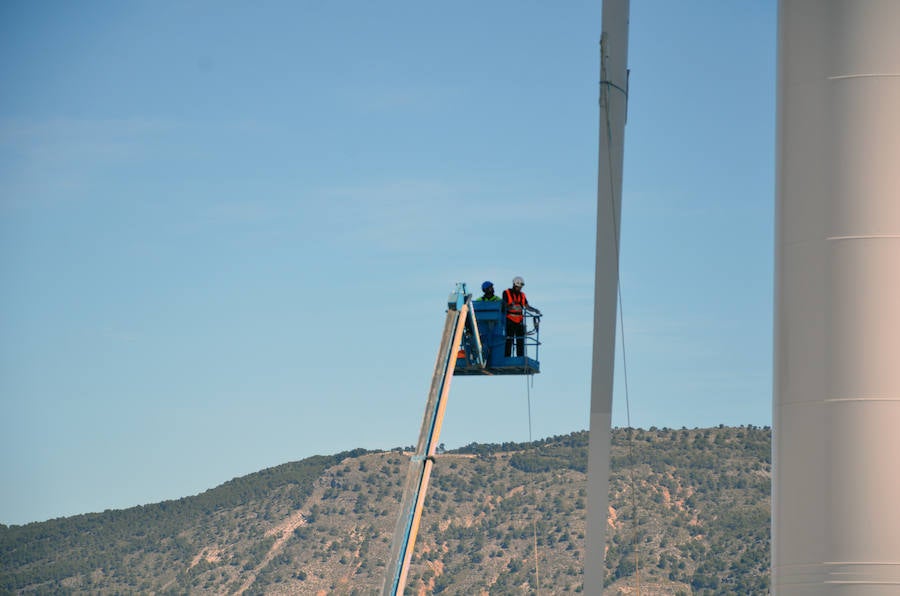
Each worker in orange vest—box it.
[502,276,540,357]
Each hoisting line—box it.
[600,34,642,595]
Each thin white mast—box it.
[585,0,629,593]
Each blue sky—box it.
[1,1,776,525]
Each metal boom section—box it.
[381,290,471,595]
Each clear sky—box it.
[1,1,776,525]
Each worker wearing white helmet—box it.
[502,276,540,357]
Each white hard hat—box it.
[513,276,524,288]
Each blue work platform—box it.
[454,299,540,376]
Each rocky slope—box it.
[0,426,770,595]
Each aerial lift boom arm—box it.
[381,285,479,595]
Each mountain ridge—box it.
[1,426,771,595]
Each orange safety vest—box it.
[503,289,527,323]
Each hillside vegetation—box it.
[1,426,770,595]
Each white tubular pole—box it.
[774,1,900,593]
[585,0,629,593]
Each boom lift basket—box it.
[454,299,540,376]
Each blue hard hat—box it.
[482,281,494,291]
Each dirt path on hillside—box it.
[234,506,310,594]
